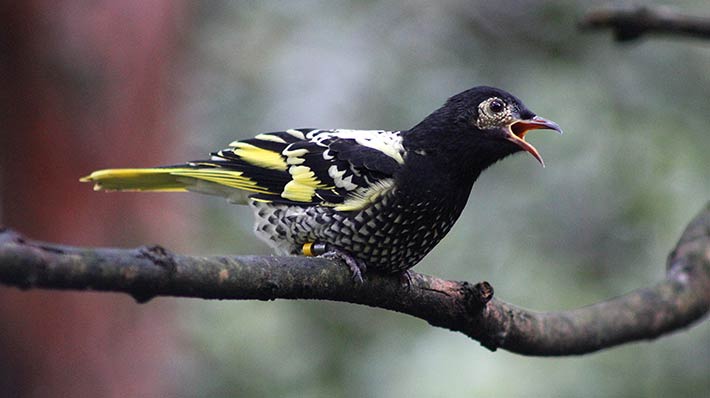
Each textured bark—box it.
[1,203,708,356]
[580,5,710,42]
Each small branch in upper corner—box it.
[579,5,710,42]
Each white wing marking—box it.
[307,129,405,165]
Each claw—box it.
[398,270,414,289]
[320,247,366,283]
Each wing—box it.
[81,128,406,209]
[198,128,406,210]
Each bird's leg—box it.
[397,270,414,289]
[322,249,366,284]
[302,242,366,283]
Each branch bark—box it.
[1,202,709,356]
[579,6,710,42]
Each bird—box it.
[81,86,561,282]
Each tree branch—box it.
[579,6,710,42]
[1,202,709,356]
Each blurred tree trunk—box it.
[0,1,188,397]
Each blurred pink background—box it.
[1,2,188,396]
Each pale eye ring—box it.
[489,99,505,113]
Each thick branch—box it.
[1,203,709,356]
[580,6,710,42]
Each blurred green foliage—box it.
[172,1,710,397]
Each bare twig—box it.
[1,203,709,356]
[580,6,710,42]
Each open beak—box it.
[506,116,562,167]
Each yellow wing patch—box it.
[229,142,288,171]
[282,165,333,202]
[334,178,395,211]
[253,133,287,144]
[283,147,309,165]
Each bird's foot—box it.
[302,242,367,283]
[397,270,414,289]
[321,248,366,283]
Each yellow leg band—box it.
[302,242,315,257]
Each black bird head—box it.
[406,86,562,168]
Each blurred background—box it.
[1,0,709,397]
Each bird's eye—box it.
[489,99,505,113]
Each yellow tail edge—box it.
[80,168,190,192]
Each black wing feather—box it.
[191,129,404,207]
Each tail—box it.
[80,166,271,204]
[80,168,193,192]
